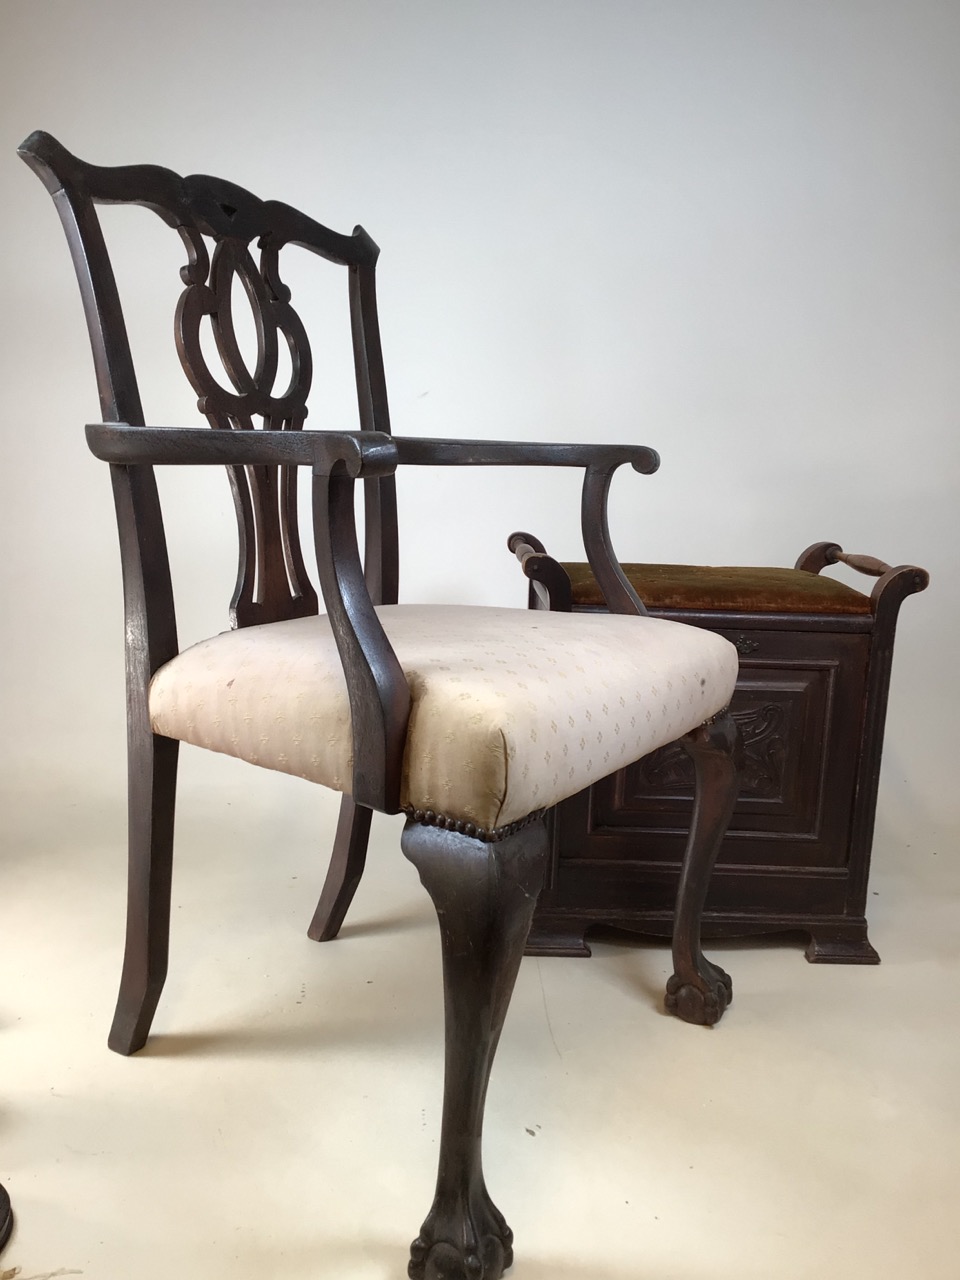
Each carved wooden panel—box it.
[560,630,868,867]
[537,625,877,959]
[637,700,788,798]
[614,677,822,830]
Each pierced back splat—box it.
[18,131,399,632]
[175,221,318,625]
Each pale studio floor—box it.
[3,750,959,1280]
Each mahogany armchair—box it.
[20,131,741,1280]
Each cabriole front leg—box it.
[665,712,741,1027]
[401,818,548,1280]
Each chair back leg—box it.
[307,795,372,941]
[108,732,179,1055]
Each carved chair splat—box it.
[21,130,741,1280]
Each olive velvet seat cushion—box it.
[562,563,873,616]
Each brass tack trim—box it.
[403,806,545,844]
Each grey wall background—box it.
[1,0,957,857]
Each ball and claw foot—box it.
[408,1198,514,1280]
[665,959,733,1026]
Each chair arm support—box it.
[85,422,399,477]
[393,438,655,617]
[393,436,660,473]
[393,439,654,616]
[580,464,648,616]
[312,466,411,814]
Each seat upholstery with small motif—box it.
[150,604,738,833]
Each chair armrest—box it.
[86,421,406,811]
[306,433,660,809]
[85,422,398,477]
[86,422,652,801]
[393,436,659,474]
[392,436,656,617]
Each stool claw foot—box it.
[665,960,732,1026]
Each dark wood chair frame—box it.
[20,131,740,1280]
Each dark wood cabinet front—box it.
[510,544,927,966]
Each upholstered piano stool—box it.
[510,537,928,964]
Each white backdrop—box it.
[1,0,957,853]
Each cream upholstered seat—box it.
[22,130,744,1280]
[150,604,738,833]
